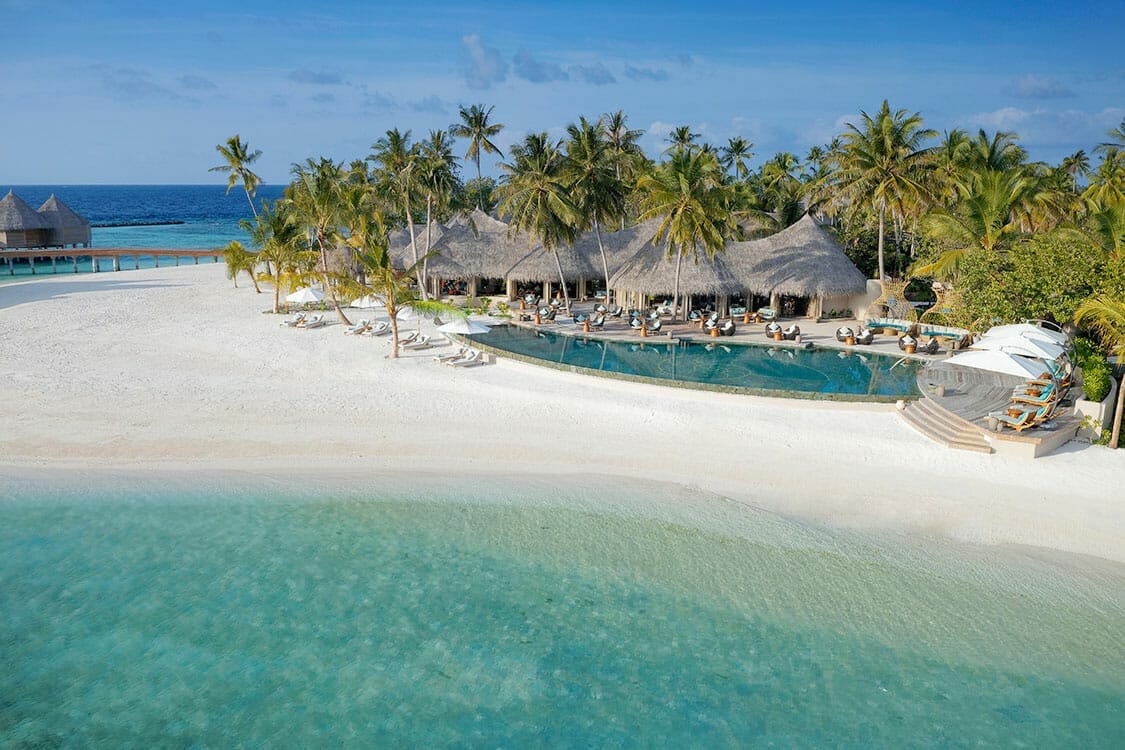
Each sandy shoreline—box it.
[1,263,1123,564]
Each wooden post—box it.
[175,256,180,267]
[194,256,199,264]
[506,278,517,301]
[73,256,79,273]
[134,255,140,270]
[154,254,160,268]
[51,256,57,273]
[7,256,12,275]
[112,255,120,272]
[92,256,98,273]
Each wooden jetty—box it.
[2,248,224,275]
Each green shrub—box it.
[1081,358,1112,403]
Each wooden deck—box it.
[902,360,1081,456]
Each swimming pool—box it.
[472,325,922,400]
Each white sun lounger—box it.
[296,314,324,329]
[361,321,390,336]
[401,334,431,350]
[280,312,307,327]
[343,319,370,335]
[433,346,469,364]
[445,349,484,367]
[395,330,418,345]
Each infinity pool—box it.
[473,325,922,400]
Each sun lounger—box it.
[297,314,325,329]
[989,402,1056,432]
[445,349,484,367]
[433,346,469,363]
[343,319,370,335]
[361,321,390,336]
[280,312,307,327]
[402,334,431,350]
[396,330,418,345]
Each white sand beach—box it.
[1,263,1122,564]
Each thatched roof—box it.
[384,211,865,299]
[0,191,49,231]
[37,194,89,228]
[722,215,867,297]
[609,219,743,296]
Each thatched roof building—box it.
[0,191,50,249]
[389,210,866,312]
[722,215,867,298]
[37,195,91,248]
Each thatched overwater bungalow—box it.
[37,195,91,248]
[723,215,868,318]
[0,191,51,249]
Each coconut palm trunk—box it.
[552,251,571,311]
[1112,374,1124,448]
[672,247,685,322]
[592,217,612,307]
[401,187,426,301]
[315,231,350,325]
[877,203,886,281]
[423,194,434,300]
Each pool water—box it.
[2,473,1122,747]
[473,325,921,399]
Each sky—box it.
[2,0,1123,185]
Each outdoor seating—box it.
[589,313,606,329]
[608,306,623,317]
[594,303,608,313]
[402,334,431,350]
[396,330,418,345]
[1010,387,1058,406]
[917,337,940,354]
[573,313,589,324]
[854,328,875,345]
[898,334,917,351]
[757,307,777,321]
[866,316,916,334]
[445,349,484,367]
[629,317,645,330]
[648,319,663,333]
[765,321,783,337]
[989,401,1056,433]
[433,347,469,364]
[781,324,800,341]
[729,306,747,317]
[719,320,736,336]
[343,319,370,335]
[297,314,325,329]
[361,321,390,336]
[280,312,307,327]
[835,326,854,342]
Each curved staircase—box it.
[901,396,993,453]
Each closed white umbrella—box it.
[972,335,1067,361]
[285,287,324,304]
[438,318,492,335]
[947,350,1050,379]
[984,323,1068,347]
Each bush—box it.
[1081,359,1112,403]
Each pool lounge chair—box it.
[433,346,470,364]
[280,312,307,327]
[396,330,419,345]
[402,334,431,350]
[445,349,484,367]
[989,402,1056,432]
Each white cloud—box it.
[461,34,508,89]
[1012,74,1074,99]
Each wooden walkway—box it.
[1,248,223,275]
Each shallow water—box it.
[2,472,1122,747]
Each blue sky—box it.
[2,0,1123,184]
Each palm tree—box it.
[1060,150,1091,192]
[342,229,462,359]
[636,149,730,321]
[1074,294,1125,448]
[602,110,645,227]
[247,200,308,313]
[286,157,350,324]
[914,167,1061,280]
[837,100,936,281]
[210,135,263,217]
[720,137,754,182]
[450,104,504,210]
[1095,117,1125,156]
[665,125,700,155]
[369,128,427,299]
[963,129,1027,171]
[418,129,461,294]
[495,133,581,311]
[564,116,627,306]
[1081,152,1125,207]
[759,152,804,227]
[222,240,261,293]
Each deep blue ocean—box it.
[3,184,286,255]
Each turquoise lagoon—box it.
[2,472,1122,747]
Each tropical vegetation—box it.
[218,106,1125,441]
